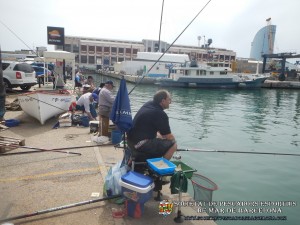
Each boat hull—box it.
[18,90,75,125]
[157,77,268,89]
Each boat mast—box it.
[157,0,165,52]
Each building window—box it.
[81,45,87,53]
[104,47,110,53]
[118,57,124,62]
[132,49,138,54]
[89,46,95,54]
[111,57,117,64]
[65,44,71,52]
[96,57,102,64]
[111,47,117,54]
[89,56,95,64]
[126,48,131,54]
[118,48,124,54]
[81,55,87,63]
[73,45,79,53]
[96,46,102,54]
[147,47,151,52]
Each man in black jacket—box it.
[127,90,177,162]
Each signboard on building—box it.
[47,26,65,46]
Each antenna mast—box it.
[157,0,165,52]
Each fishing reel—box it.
[172,151,181,160]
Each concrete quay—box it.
[1,88,216,225]
[262,80,300,89]
[98,71,300,89]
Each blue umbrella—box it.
[110,78,132,133]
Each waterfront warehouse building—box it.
[56,36,236,70]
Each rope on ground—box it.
[5,98,22,111]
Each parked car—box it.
[30,62,55,71]
[2,61,37,90]
[32,66,53,82]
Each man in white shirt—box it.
[76,93,98,121]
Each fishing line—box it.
[177,148,300,157]
[0,19,38,56]
[128,0,212,95]
[0,19,73,91]
[25,95,70,112]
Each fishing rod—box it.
[128,0,212,95]
[0,194,122,223]
[0,144,81,156]
[177,148,300,157]
[0,150,66,157]
[0,143,115,157]
[51,143,114,151]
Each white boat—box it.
[156,62,269,89]
[113,52,190,79]
[18,90,75,124]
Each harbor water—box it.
[93,75,300,225]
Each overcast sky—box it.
[0,0,299,59]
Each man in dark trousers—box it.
[127,90,177,162]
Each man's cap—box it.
[83,84,91,88]
[105,80,115,87]
[91,93,98,102]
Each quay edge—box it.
[98,71,300,89]
[262,80,300,89]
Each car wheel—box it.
[3,79,11,89]
[20,85,32,91]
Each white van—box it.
[2,61,37,90]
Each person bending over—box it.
[127,90,177,162]
[70,92,98,121]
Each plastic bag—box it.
[91,135,109,143]
[104,161,128,196]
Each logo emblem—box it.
[159,200,173,217]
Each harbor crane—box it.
[262,52,300,81]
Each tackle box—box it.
[120,171,154,203]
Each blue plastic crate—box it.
[5,119,20,127]
[147,158,176,175]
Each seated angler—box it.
[127,90,177,162]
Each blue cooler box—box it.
[120,171,154,204]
